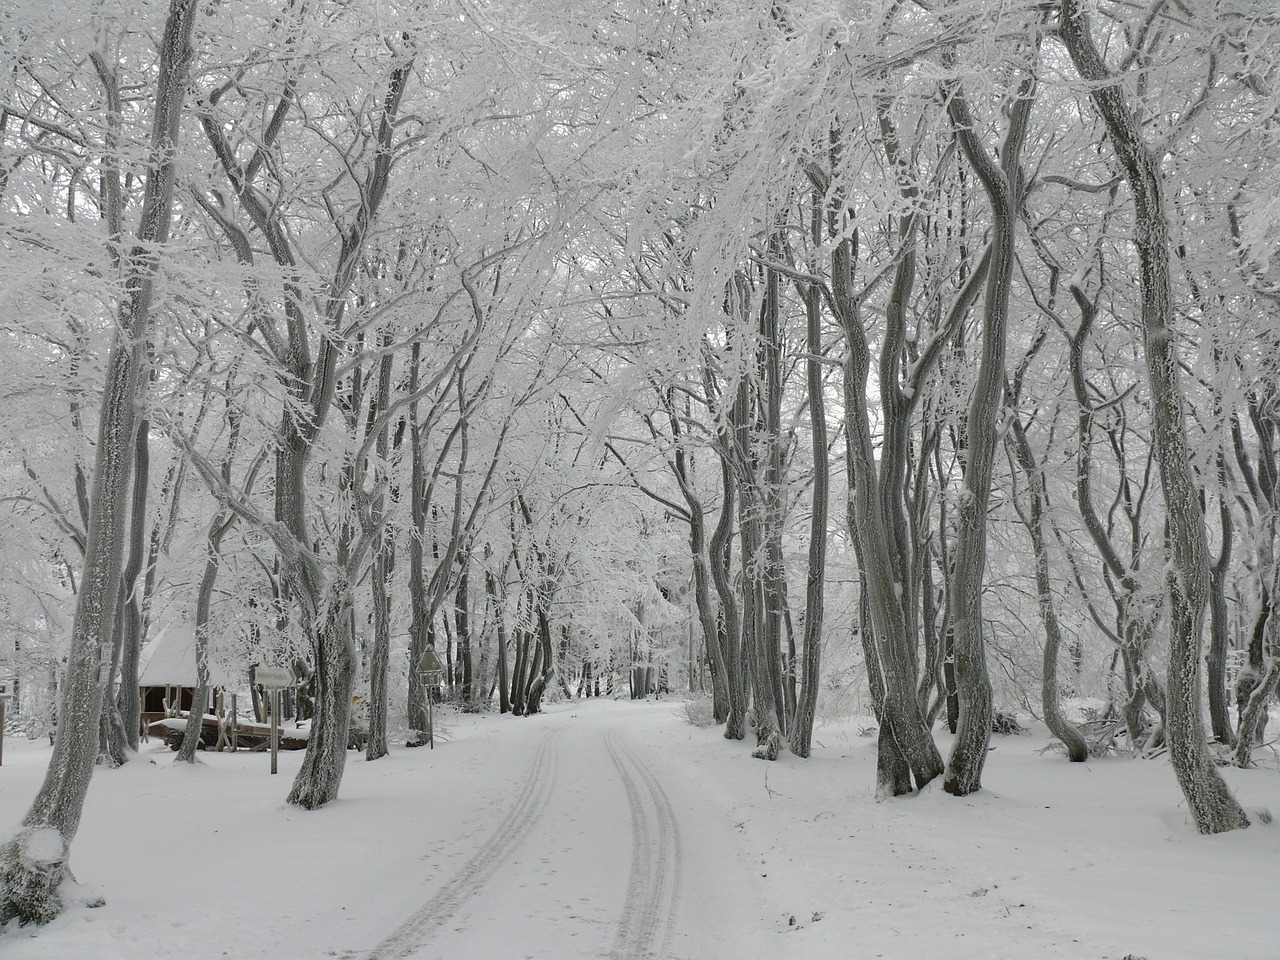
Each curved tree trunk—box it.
[287,577,358,810]
[98,611,130,767]
[1060,0,1249,834]
[667,397,730,723]
[1235,651,1279,767]
[1008,408,1088,762]
[406,346,431,737]
[708,407,747,741]
[731,353,781,761]
[176,509,234,763]
[364,345,396,761]
[820,122,961,793]
[941,63,1036,797]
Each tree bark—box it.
[943,71,1036,796]
[708,393,747,741]
[1206,494,1235,746]
[176,513,232,763]
[1007,403,1088,762]
[729,323,782,761]
[1060,0,1250,833]
[364,347,396,760]
[834,221,945,795]
[788,283,827,758]
[0,0,199,923]
[488,567,511,714]
[666,395,731,723]
[115,416,152,753]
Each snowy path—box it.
[603,725,682,960]
[365,704,751,960]
[366,726,566,959]
[3,698,1279,960]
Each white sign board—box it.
[250,665,296,689]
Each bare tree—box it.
[0,0,200,922]
[941,51,1038,797]
[196,21,413,807]
[1059,0,1250,833]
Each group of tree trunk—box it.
[3,0,1277,927]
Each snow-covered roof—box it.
[138,625,240,688]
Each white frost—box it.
[20,826,65,865]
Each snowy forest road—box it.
[603,726,683,960]
[366,725,566,959]
[364,702,761,960]
[3,698,1279,960]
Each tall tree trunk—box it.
[0,0,199,923]
[1207,494,1235,746]
[730,340,782,760]
[488,568,511,714]
[835,236,945,795]
[760,256,789,740]
[364,345,396,761]
[1060,0,1250,833]
[789,284,827,758]
[456,556,473,705]
[666,397,731,723]
[98,601,130,767]
[943,71,1036,796]
[116,417,152,753]
[176,513,233,762]
[709,414,747,740]
[406,345,431,737]
[287,576,357,809]
[1062,289,1155,747]
[365,530,394,760]
[1007,405,1088,761]
[523,589,555,715]
[817,115,977,793]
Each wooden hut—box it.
[138,625,237,738]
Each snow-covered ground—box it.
[1,699,1277,959]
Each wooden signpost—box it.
[250,665,296,774]
[417,648,444,749]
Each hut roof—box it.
[138,625,239,688]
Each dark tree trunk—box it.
[1007,402,1088,762]
[788,283,827,758]
[708,440,746,740]
[116,416,152,753]
[487,568,511,714]
[1206,494,1234,746]
[1061,0,1249,833]
[941,67,1036,797]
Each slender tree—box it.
[1059,0,1250,833]
[0,0,200,922]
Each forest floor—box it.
[1,698,1278,959]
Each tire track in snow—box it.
[367,725,562,960]
[605,726,683,960]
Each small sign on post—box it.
[417,649,444,750]
[250,665,297,775]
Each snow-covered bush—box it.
[677,695,717,728]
